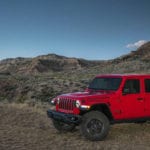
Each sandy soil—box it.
[0,103,150,150]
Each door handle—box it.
[137,98,144,101]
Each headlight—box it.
[50,98,56,105]
[75,100,81,108]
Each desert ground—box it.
[0,103,150,150]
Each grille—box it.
[58,98,75,110]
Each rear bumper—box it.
[47,109,82,125]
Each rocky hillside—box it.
[106,41,150,73]
[113,41,150,62]
[0,54,105,74]
[0,42,150,103]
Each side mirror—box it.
[122,88,130,95]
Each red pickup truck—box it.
[47,74,150,141]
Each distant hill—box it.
[113,41,150,62]
[0,41,150,103]
[106,41,150,73]
[0,42,150,75]
[0,53,105,74]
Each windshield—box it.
[88,77,122,91]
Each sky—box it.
[0,0,150,60]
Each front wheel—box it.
[80,111,110,141]
[52,119,76,132]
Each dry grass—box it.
[0,103,150,150]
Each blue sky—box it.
[0,0,150,60]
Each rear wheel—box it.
[52,119,76,132]
[80,111,110,141]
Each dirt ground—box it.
[0,103,150,150]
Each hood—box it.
[59,90,115,99]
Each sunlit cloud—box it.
[126,40,147,49]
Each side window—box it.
[145,79,150,93]
[123,79,140,94]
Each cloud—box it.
[126,40,147,49]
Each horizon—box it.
[0,45,144,61]
[0,0,150,60]
[0,51,120,61]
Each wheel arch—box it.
[90,103,114,121]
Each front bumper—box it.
[47,109,82,125]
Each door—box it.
[144,79,150,116]
[121,78,145,119]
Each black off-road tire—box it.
[80,111,110,141]
[52,119,76,132]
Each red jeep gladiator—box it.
[47,74,150,141]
